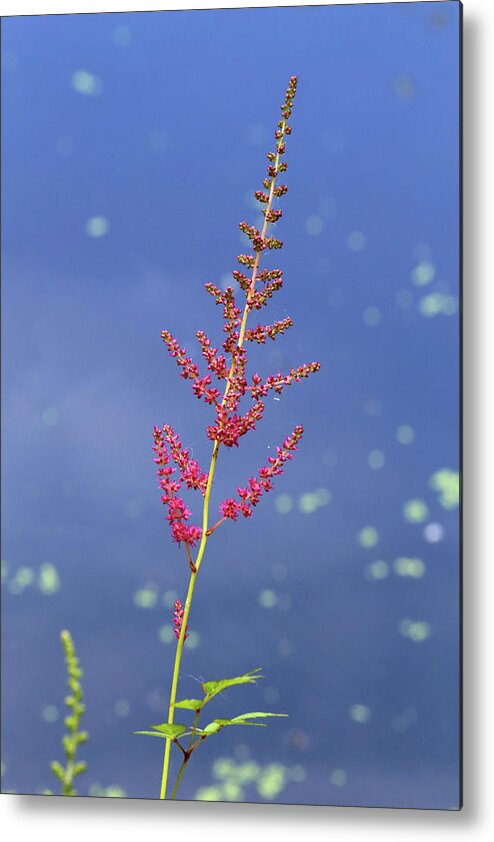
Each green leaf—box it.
[135,723,186,740]
[230,712,288,722]
[134,731,170,739]
[202,668,263,700]
[173,699,204,711]
[202,718,267,734]
[203,721,223,734]
[151,723,187,739]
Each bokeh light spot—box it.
[423,522,444,543]
[363,306,381,326]
[419,293,458,318]
[411,261,435,285]
[358,527,379,548]
[71,69,102,96]
[330,768,347,786]
[364,397,381,417]
[399,619,431,642]
[347,230,367,252]
[429,469,460,508]
[185,631,200,650]
[159,624,174,644]
[196,786,223,801]
[42,407,59,427]
[257,764,286,799]
[38,563,60,595]
[15,567,35,587]
[134,585,158,609]
[275,494,293,515]
[393,557,425,578]
[271,562,287,582]
[368,449,385,470]
[113,25,131,46]
[298,493,318,514]
[259,589,278,609]
[115,699,130,717]
[396,424,415,445]
[403,499,429,523]
[305,215,324,236]
[41,705,59,723]
[349,704,371,723]
[365,560,389,580]
[85,216,109,238]
[162,589,178,609]
[393,74,416,100]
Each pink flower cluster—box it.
[154,75,320,556]
[219,425,304,520]
[153,425,206,547]
[173,600,189,641]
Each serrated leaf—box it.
[230,712,288,722]
[173,699,204,711]
[151,723,187,739]
[203,721,223,734]
[202,668,263,700]
[202,718,266,734]
[134,730,171,739]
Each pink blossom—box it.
[220,426,304,519]
[220,498,240,521]
[173,600,189,641]
[153,427,202,548]
[154,75,320,561]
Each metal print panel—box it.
[1,1,461,809]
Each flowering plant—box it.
[136,76,320,800]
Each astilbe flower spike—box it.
[172,600,189,641]
[150,75,321,801]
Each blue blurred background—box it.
[1,2,460,809]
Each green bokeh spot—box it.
[38,563,60,595]
[275,494,293,515]
[399,619,431,642]
[365,560,389,580]
[396,424,415,445]
[358,526,379,548]
[411,261,435,286]
[403,499,429,523]
[368,449,385,470]
[429,469,460,509]
[330,768,347,786]
[394,557,425,578]
[134,585,158,609]
[349,704,371,723]
[259,589,278,608]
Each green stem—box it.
[170,756,189,800]
[159,445,219,799]
[158,118,287,799]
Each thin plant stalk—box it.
[159,118,290,801]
